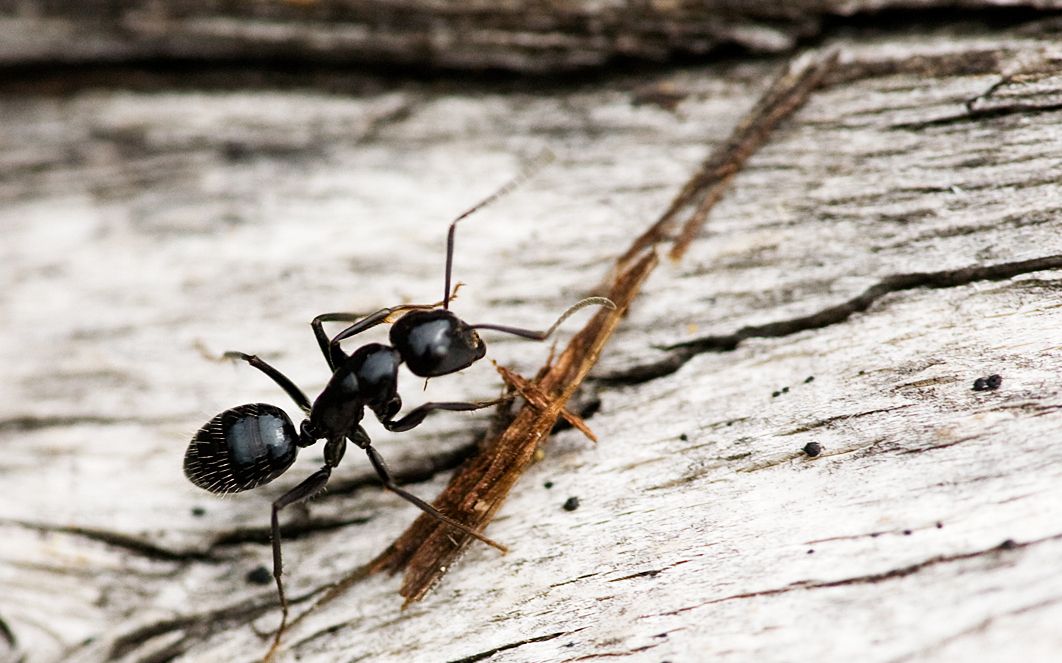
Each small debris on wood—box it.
[544,481,554,489]
[806,549,815,554]
[563,497,581,512]
[998,538,1018,550]
[679,433,689,441]
[246,565,272,585]
[631,82,689,112]
[936,522,944,529]
[973,374,1003,391]
[191,506,206,517]
[804,376,815,383]
[802,442,823,457]
[903,529,912,536]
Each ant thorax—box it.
[311,343,401,435]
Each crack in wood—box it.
[107,595,280,663]
[804,523,943,545]
[0,613,16,650]
[0,414,186,432]
[779,405,916,436]
[608,558,693,583]
[898,434,981,455]
[732,437,884,473]
[569,642,662,660]
[208,515,374,549]
[101,585,333,662]
[601,254,1062,386]
[549,572,602,588]
[653,533,1062,618]
[3,513,383,565]
[444,629,575,663]
[892,101,1062,130]
[0,520,216,564]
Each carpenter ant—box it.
[183,160,613,632]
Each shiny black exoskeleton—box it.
[389,309,487,377]
[183,163,614,633]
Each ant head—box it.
[390,309,486,377]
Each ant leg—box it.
[470,296,616,340]
[363,445,507,553]
[311,311,388,370]
[222,352,311,415]
[381,399,506,433]
[314,300,449,369]
[270,465,332,634]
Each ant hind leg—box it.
[222,352,312,415]
[268,466,333,638]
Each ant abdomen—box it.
[184,403,300,494]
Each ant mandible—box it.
[183,158,614,631]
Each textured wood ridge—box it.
[2,16,1062,663]
[1,1,1061,72]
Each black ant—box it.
[183,159,613,632]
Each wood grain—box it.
[2,16,1062,663]
[1,1,1061,72]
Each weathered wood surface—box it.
[3,0,1062,72]
[4,19,1062,663]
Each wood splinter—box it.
[494,362,598,444]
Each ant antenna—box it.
[443,150,555,310]
[471,296,616,341]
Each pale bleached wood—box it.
[2,23,1062,663]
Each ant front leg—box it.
[311,310,389,370]
[313,301,449,371]
[222,352,311,415]
[380,399,506,433]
